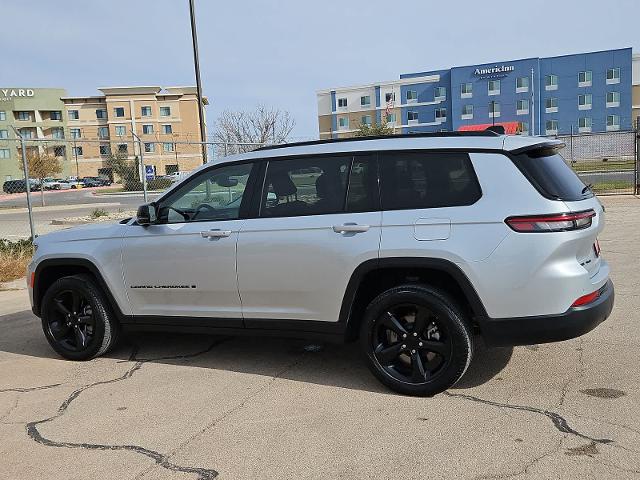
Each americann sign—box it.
[474,65,515,75]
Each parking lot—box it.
[0,195,638,480]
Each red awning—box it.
[458,122,520,135]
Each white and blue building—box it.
[317,47,636,139]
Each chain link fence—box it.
[0,131,638,244]
[545,129,639,194]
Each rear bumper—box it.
[480,279,614,347]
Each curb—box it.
[50,219,92,225]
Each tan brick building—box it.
[62,86,207,178]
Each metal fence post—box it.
[132,133,148,203]
[635,127,639,196]
[11,127,36,239]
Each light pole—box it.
[490,101,496,126]
[131,132,148,203]
[11,126,35,239]
[189,0,207,164]
[73,137,80,180]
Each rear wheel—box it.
[360,284,473,396]
[41,275,119,360]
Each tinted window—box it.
[346,157,378,212]
[511,151,592,201]
[261,156,350,217]
[159,163,253,223]
[381,152,481,210]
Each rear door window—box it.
[380,151,481,210]
[510,150,593,201]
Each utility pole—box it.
[11,127,35,239]
[189,0,207,164]
[490,101,496,126]
[73,138,80,180]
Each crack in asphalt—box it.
[444,392,613,445]
[558,338,586,408]
[24,339,230,480]
[0,383,62,393]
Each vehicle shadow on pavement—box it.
[1,310,513,393]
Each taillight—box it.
[505,209,596,233]
[571,289,601,307]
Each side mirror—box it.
[136,203,157,226]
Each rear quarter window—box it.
[510,150,593,201]
[380,151,481,210]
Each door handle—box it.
[201,229,232,238]
[333,223,370,233]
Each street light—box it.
[188,0,207,164]
[490,101,496,126]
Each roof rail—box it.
[256,130,501,152]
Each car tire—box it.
[360,284,473,396]
[41,274,120,361]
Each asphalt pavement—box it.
[0,196,638,479]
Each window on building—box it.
[545,120,558,134]
[260,156,351,218]
[141,106,152,116]
[337,98,347,108]
[516,77,529,92]
[361,115,371,126]
[99,145,110,155]
[0,111,5,121]
[70,128,81,139]
[72,146,83,156]
[114,107,125,117]
[461,83,472,97]
[52,146,65,157]
[606,91,620,107]
[163,142,175,152]
[545,74,558,90]
[578,94,592,110]
[17,111,31,121]
[51,128,64,139]
[516,99,529,114]
[50,111,62,120]
[360,96,371,107]
[114,125,126,136]
[578,117,592,131]
[0,149,10,159]
[338,117,349,129]
[162,124,173,134]
[517,122,529,134]
[118,143,128,153]
[545,97,558,112]
[488,80,500,95]
[144,142,155,153]
[407,111,419,122]
[98,126,109,139]
[68,110,79,120]
[380,152,481,210]
[578,70,592,86]
[21,129,33,139]
[406,90,418,102]
[434,86,446,101]
[606,68,620,84]
[489,102,500,118]
[142,124,154,135]
[435,108,447,120]
[96,109,107,119]
[461,105,473,119]
[160,106,171,116]
[386,113,397,124]
[385,92,395,103]
[607,115,620,130]
[0,130,8,139]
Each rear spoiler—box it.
[509,141,566,156]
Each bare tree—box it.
[18,149,62,206]
[213,106,296,156]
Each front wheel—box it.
[41,274,119,360]
[360,284,473,396]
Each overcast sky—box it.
[4,0,638,138]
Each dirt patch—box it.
[565,441,599,456]
[580,388,626,399]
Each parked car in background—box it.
[2,179,41,194]
[80,177,102,188]
[167,171,191,183]
[42,178,72,190]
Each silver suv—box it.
[28,131,614,396]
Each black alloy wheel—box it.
[46,289,96,353]
[360,284,473,396]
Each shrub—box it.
[0,238,34,283]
